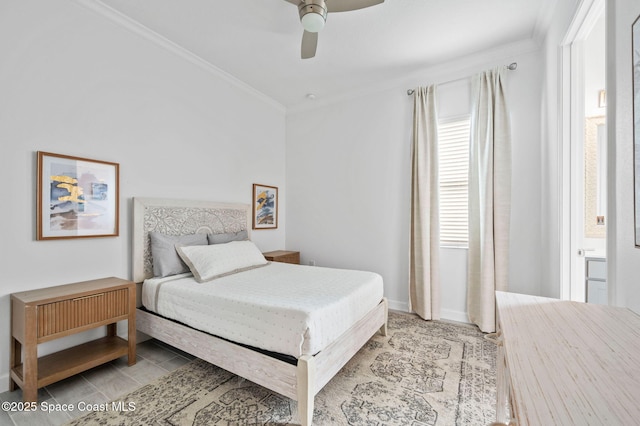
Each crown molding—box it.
[73,0,286,114]
[287,37,541,114]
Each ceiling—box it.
[97,0,556,109]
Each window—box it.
[438,117,470,246]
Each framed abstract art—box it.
[252,183,278,230]
[37,151,119,240]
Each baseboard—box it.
[440,308,470,324]
[387,298,409,312]
[387,298,470,324]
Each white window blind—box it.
[438,117,470,246]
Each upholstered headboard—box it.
[132,197,251,283]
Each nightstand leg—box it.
[9,338,20,391]
[127,298,136,366]
[22,340,37,402]
[22,306,38,402]
[106,323,116,337]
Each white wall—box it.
[0,0,286,391]
[607,0,640,312]
[286,87,411,311]
[286,45,544,320]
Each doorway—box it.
[561,0,607,303]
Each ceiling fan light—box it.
[301,11,325,32]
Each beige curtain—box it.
[467,68,512,333]
[409,85,440,320]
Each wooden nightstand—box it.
[10,277,136,402]
[263,250,300,265]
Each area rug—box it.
[68,312,497,425]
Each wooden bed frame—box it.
[132,197,388,425]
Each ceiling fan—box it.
[284,0,384,59]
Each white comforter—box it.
[142,262,384,358]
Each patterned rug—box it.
[68,312,497,425]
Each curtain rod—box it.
[406,62,518,96]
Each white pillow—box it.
[176,240,268,283]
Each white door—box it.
[563,0,607,303]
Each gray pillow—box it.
[150,232,208,277]
[207,230,248,245]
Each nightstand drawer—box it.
[37,288,129,339]
[263,250,300,265]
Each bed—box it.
[132,197,388,426]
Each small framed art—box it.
[252,183,278,229]
[37,151,119,240]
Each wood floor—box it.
[0,340,193,426]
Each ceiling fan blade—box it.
[283,0,300,5]
[301,30,318,59]
[326,0,383,13]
